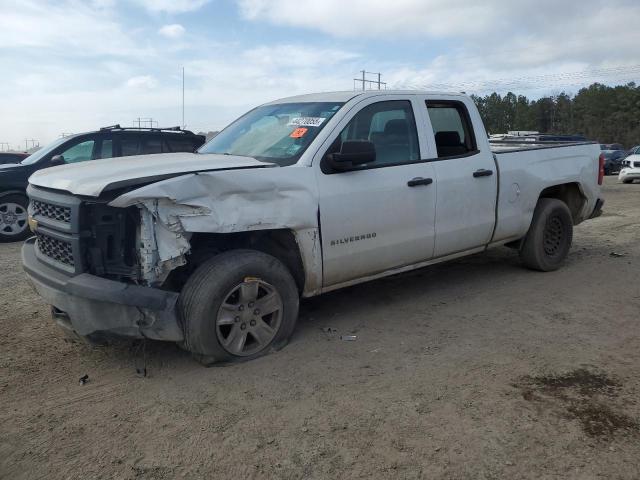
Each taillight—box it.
[598,153,605,185]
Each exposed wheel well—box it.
[168,229,306,293]
[539,183,586,225]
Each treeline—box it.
[471,82,640,148]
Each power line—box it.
[394,64,640,93]
[133,117,158,128]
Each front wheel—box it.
[520,198,573,272]
[0,194,30,242]
[178,250,299,364]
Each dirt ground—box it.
[1,176,639,480]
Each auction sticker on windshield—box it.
[290,128,308,138]
[288,117,326,127]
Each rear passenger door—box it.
[421,98,497,257]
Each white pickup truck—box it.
[23,91,604,364]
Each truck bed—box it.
[489,140,599,154]
[490,140,601,244]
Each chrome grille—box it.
[36,232,74,267]
[32,199,72,224]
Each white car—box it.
[618,154,640,183]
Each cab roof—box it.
[264,90,467,105]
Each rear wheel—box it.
[178,250,299,364]
[520,198,573,272]
[0,194,30,242]
[622,178,633,184]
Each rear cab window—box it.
[426,101,478,159]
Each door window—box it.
[120,137,140,157]
[167,138,197,153]
[336,100,420,166]
[99,139,113,159]
[426,101,477,158]
[141,137,163,154]
[60,140,95,163]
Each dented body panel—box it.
[110,166,323,295]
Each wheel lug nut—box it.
[250,320,256,326]
[241,323,247,330]
[238,305,244,311]
[234,316,240,323]
[254,309,260,315]
[248,302,254,307]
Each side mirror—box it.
[326,140,376,171]
[50,155,65,166]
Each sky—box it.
[1,0,639,150]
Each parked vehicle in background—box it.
[600,143,625,151]
[625,145,640,158]
[619,152,640,183]
[0,152,29,165]
[602,150,626,175]
[22,90,603,365]
[0,126,205,242]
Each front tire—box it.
[0,194,30,242]
[520,198,573,272]
[178,250,299,364]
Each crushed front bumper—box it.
[22,238,183,342]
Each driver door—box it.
[315,96,437,287]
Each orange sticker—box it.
[290,127,308,138]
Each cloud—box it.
[133,0,210,13]
[158,24,186,38]
[237,0,640,67]
[125,75,159,89]
[0,0,146,57]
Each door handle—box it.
[407,177,433,187]
[473,169,493,178]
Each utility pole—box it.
[353,71,387,91]
[182,67,185,129]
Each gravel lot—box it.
[1,177,639,479]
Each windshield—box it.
[20,136,71,165]
[198,102,344,166]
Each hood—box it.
[0,162,26,172]
[28,152,273,197]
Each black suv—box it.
[0,126,205,242]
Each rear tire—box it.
[520,198,573,272]
[178,249,299,365]
[0,194,30,242]
[622,179,633,184]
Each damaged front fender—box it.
[109,167,322,293]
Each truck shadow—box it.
[294,247,523,338]
[86,247,531,370]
